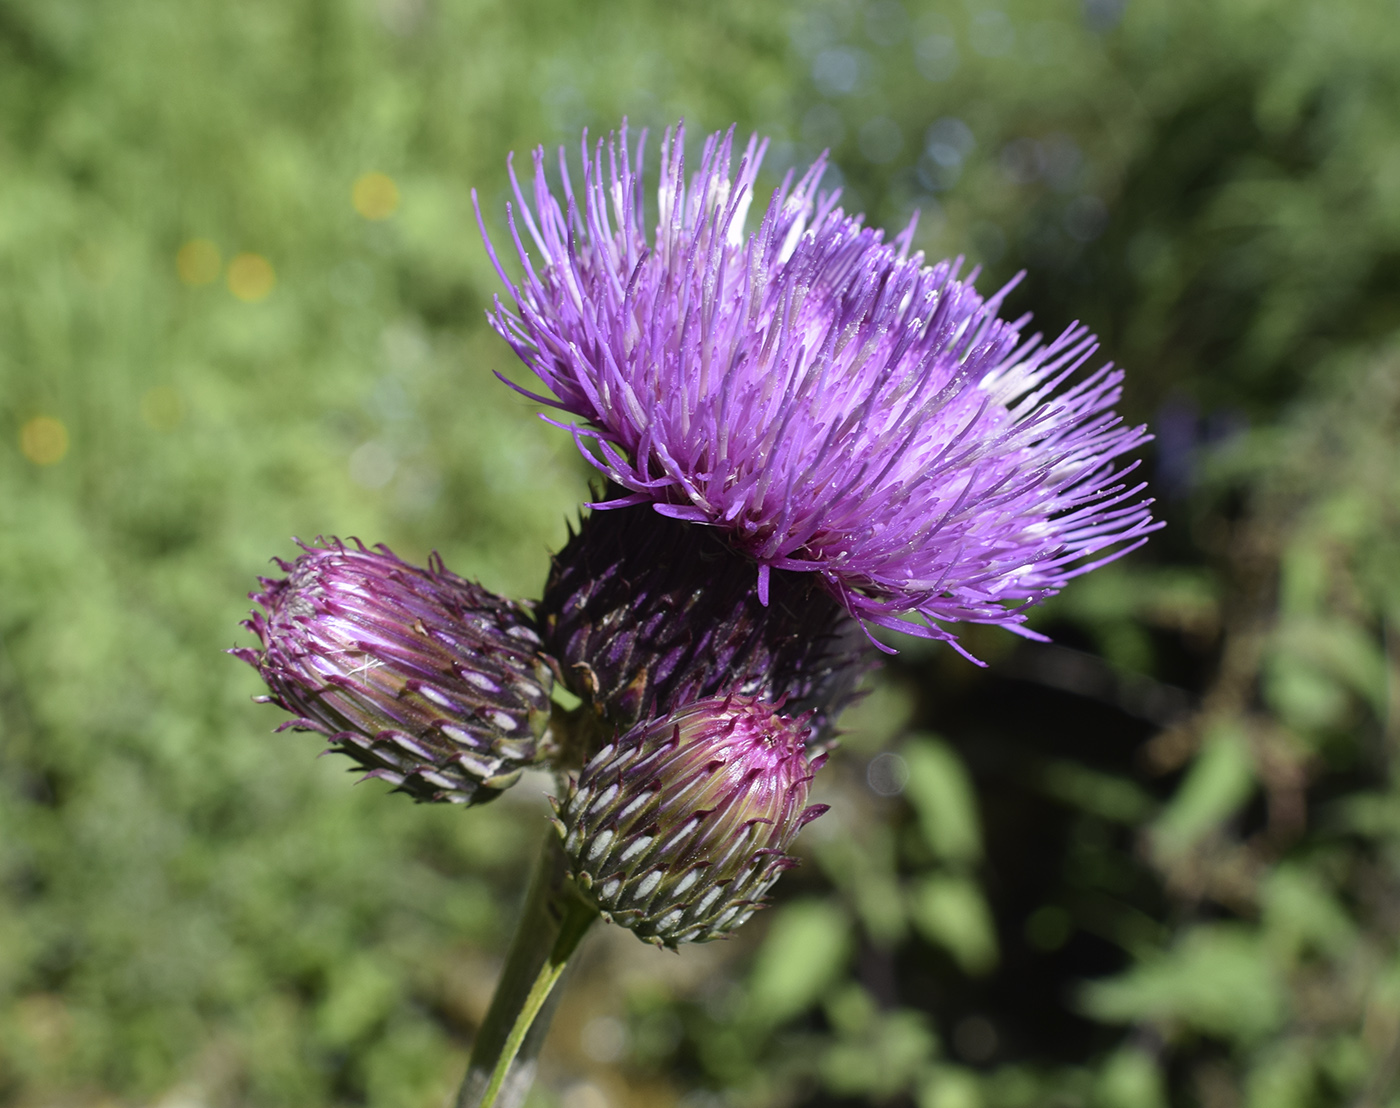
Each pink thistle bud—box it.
[555,695,828,947]
[234,539,553,804]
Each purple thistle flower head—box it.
[475,121,1160,656]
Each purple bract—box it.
[476,121,1159,655]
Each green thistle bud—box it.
[553,695,828,947]
[234,539,553,804]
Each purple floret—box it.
[476,121,1160,655]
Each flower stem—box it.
[455,831,597,1108]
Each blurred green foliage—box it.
[3,0,1400,1105]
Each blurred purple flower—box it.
[476,122,1159,657]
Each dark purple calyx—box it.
[539,502,872,736]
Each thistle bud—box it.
[234,539,553,804]
[541,502,872,735]
[555,695,828,947]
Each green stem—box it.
[455,832,598,1108]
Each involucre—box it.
[555,695,828,947]
[235,540,553,804]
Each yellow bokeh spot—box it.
[140,386,183,431]
[352,172,400,220]
[176,239,222,285]
[20,416,69,466]
[227,253,276,302]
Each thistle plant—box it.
[236,120,1158,1108]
